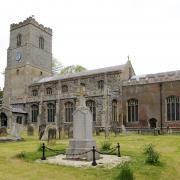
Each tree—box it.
[52,57,63,75]
[60,65,86,75]
[0,87,3,98]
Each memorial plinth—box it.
[66,93,99,160]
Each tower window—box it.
[39,37,44,49]
[127,99,138,122]
[17,34,22,47]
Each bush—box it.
[143,144,160,165]
[16,151,27,159]
[100,141,112,151]
[117,162,134,180]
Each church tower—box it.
[3,17,52,107]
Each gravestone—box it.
[27,125,34,136]
[66,86,99,160]
[39,124,46,140]
[11,123,22,138]
[48,128,56,144]
[0,127,7,137]
[41,125,59,141]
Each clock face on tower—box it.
[16,52,22,61]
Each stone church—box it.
[0,17,180,134]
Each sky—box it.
[1,0,180,88]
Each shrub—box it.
[16,151,27,159]
[143,144,160,165]
[117,162,134,180]
[100,141,112,151]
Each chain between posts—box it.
[41,143,121,166]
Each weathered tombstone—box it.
[48,128,56,145]
[11,123,22,138]
[95,127,100,136]
[27,125,34,136]
[39,124,46,140]
[0,127,7,137]
[41,125,59,141]
[66,86,99,160]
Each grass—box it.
[0,132,180,179]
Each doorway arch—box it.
[0,113,7,127]
[149,118,157,129]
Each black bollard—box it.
[41,143,46,160]
[117,143,121,157]
[92,146,97,166]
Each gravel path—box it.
[37,155,130,168]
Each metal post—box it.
[92,146,97,166]
[117,143,121,157]
[41,143,46,160]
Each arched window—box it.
[31,104,38,122]
[86,100,96,122]
[65,102,74,122]
[167,96,180,121]
[128,99,138,122]
[47,103,56,122]
[112,100,117,122]
[17,34,22,47]
[46,87,52,95]
[62,85,68,93]
[39,36,44,49]
[98,80,104,90]
[32,89,38,96]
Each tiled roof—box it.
[34,64,126,84]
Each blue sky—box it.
[1,0,180,88]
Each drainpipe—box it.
[159,83,163,131]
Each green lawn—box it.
[0,133,180,180]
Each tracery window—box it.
[39,36,44,49]
[46,87,52,95]
[62,85,68,93]
[32,89,38,96]
[65,102,74,122]
[86,100,96,122]
[167,96,180,121]
[98,80,104,90]
[112,100,117,122]
[31,104,38,122]
[47,103,56,122]
[128,99,138,122]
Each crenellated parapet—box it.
[123,70,180,86]
[10,16,52,35]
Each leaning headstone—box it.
[27,125,34,136]
[39,124,46,140]
[0,127,7,137]
[41,125,59,141]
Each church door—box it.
[149,118,157,129]
[0,113,7,127]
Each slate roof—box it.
[12,107,27,114]
[130,70,180,81]
[34,64,126,84]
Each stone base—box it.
[66,139,100,161]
